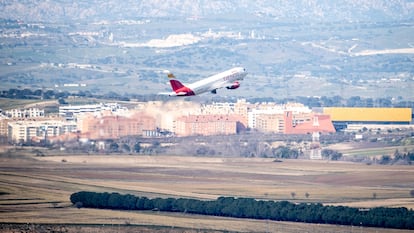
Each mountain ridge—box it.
[1,0,413,23]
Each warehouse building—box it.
[323,107,412,131]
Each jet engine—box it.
[226,81,240,89]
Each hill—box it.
[1,1,413,22]
[0,1,413,100]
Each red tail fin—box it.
[169,79,185,92]
[169,79,195,96]
[167,72,195,96]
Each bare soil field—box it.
[1,149,414,232]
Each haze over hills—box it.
[0,1,413,100]
[1,0,414,22]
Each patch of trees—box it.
[0,88,70,100]
[191,141,303,159]
[270,145,302,159]
[377,149,414,165]
[70,191,414,230]
[0,88,129,102]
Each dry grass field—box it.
[1,147,414,232]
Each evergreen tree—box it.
[70,191,414,230]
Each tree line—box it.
[70,191,414,230]
[0,88,131,102]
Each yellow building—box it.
[323,107,412,123]
[323,107,412,130]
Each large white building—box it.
[247,103,312,129]
[200,102,235,115]
[5,108,44,118]
[59,104,102,120]
[59,103,128,121]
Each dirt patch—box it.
[0,223,222,233]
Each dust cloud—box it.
[141,100,201,131]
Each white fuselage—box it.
[187,67,247,95]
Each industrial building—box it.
[323,107,412,131]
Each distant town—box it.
[1,90,413,162]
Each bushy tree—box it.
[133,143,141,153]
[109,142,119,153]
[321,149,342,160]
[121,143,131,153]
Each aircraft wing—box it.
[158,92,188,96]
[212,80,231,90]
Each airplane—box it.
[159,67,248,96]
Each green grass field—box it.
[331,143,414,159]
[0,98,48,110]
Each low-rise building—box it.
[255,111,335,134]
[284,112,336,134]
